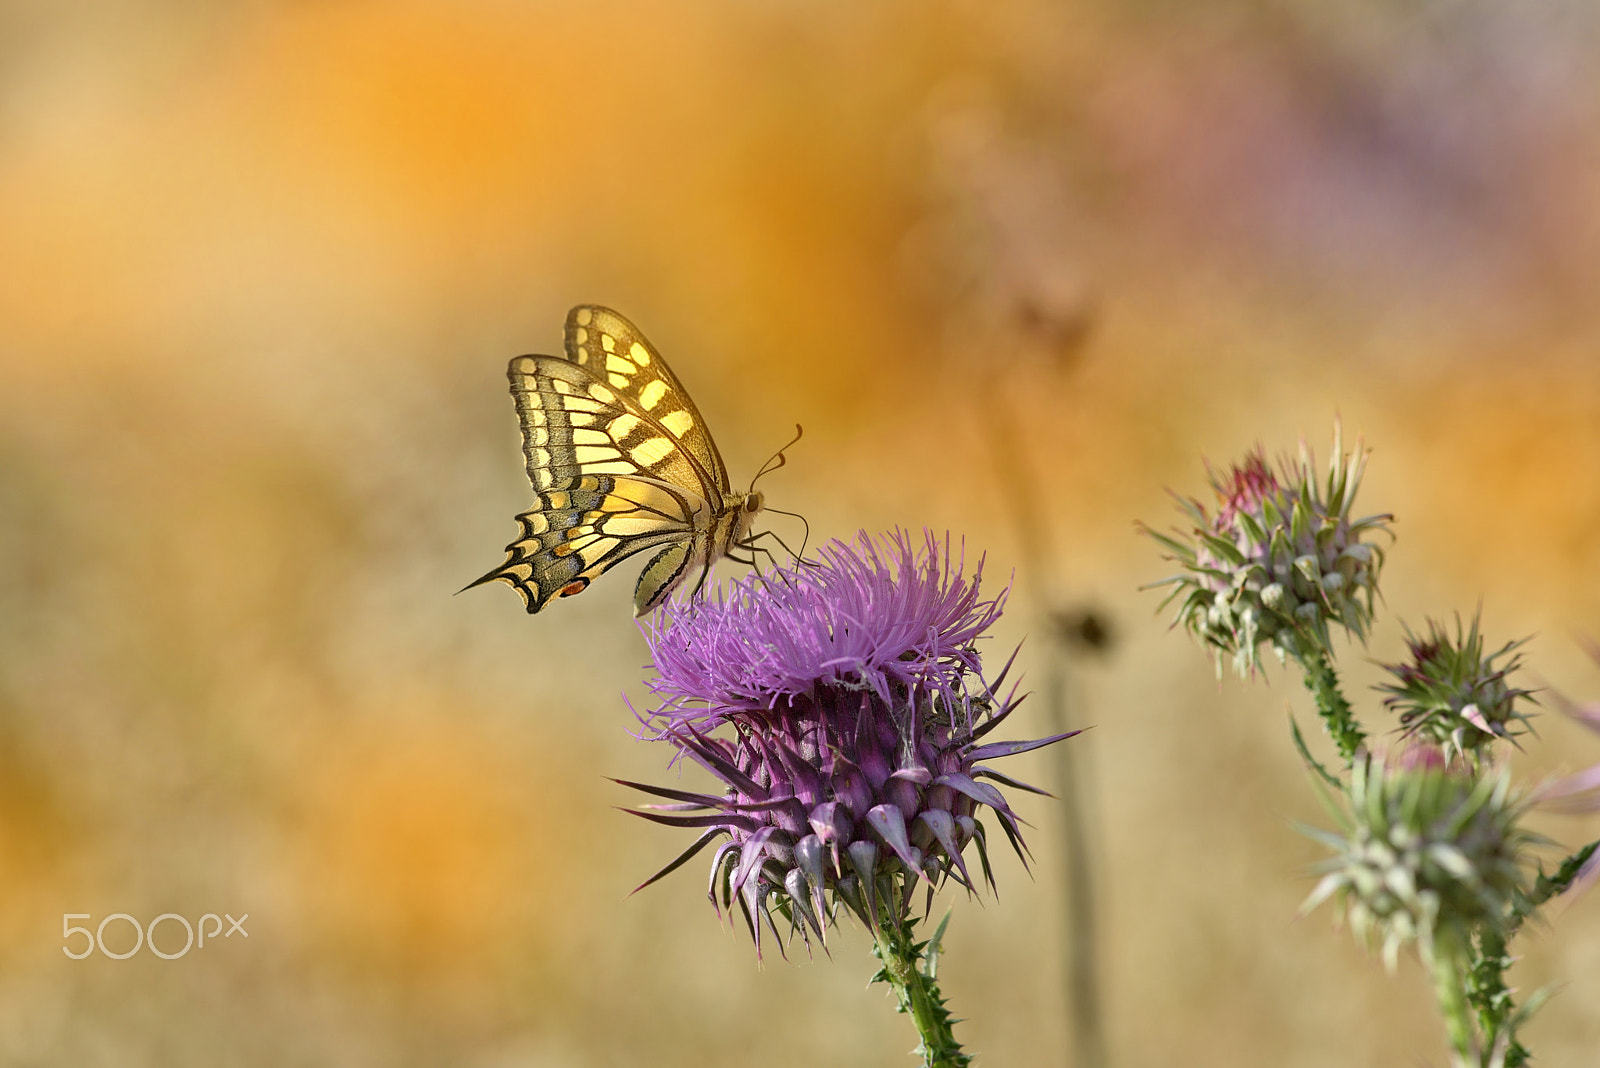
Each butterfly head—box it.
[735,489,764,542]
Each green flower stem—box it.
[1292,643,1366,765]
[1429,924,1478,1066]
[1469,925,1527,1068]
[872,912,971,1068]
[1467,839,1600,1067]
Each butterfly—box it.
[469,305,766,616]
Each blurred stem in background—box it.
[977,375,1111,1068]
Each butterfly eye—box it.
[745,492,764,513]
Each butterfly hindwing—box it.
[476,474,701,613]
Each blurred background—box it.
[2,1,1599,1065]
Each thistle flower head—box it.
[1299,747,1542,972]
[1142,423,1393,677]
[641,532,1003,729]
[1378,613,1536,762]
[621,530,1077,956]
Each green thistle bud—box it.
[1377,613,1536,762]
[1141,424,1394,677]
[1299,749,1543,972]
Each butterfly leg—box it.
[739,528,815,568]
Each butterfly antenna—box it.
[749,424,804,493]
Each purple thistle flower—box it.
[618,529,1079,956]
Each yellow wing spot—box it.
[528,409,546,426]
[574,346,591,365]
[608,413,641,439]
[608,373,628,389]
[552,379,572,395]
[556,395,607,414]
[507,563,534,582]
[570,427,611,446]
[573,444,623,463]
[589,383,617,404]
[577,460,639,477]
[630,436,674,467]
[606,354,635,375]
[575,308,594,326]
[574,327,589,344]
[528,427,549,446]
[567,412,596,428]
[600,334,616,354]
[659,410,694,437]
[546,491,569,509]
[523,513,550,536]
[577,536,621,567]
[639,379,668,410]
[532,447,551,469]
[628,341,651,366]
[553,541,575,557]
[600,515,671,536]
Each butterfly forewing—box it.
[563,306,730,494]
[509,355,714,501]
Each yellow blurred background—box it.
[2,1,1599,1065]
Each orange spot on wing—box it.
[559,579,589,597]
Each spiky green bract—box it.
[1141,424,1393,679]
[1299,749,1542,976]
[1379,613,1536,763]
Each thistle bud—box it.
[1378,613,1535,761]
[1142,424,1393,677]
[1299,749,1541,972]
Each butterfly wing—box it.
[469,352,724,614]
[562,306,731,495]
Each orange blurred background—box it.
[2,2,1599,1065]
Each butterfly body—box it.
[471,306,761,616]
